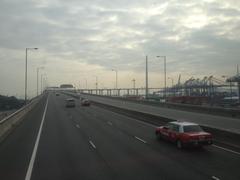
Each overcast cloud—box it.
[0,0,239,98]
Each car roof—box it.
[169,121,198,126]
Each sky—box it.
[0,0,240,98]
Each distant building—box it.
[59,84,75,92]
[60,84,74,88]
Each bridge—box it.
[0,90,240,180]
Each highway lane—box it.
[0,95,48,180]
[68,94,240,180]
[0,92,239,180]
[81,94,240,134]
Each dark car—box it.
[65,98,76,107]
[81,99,90,106]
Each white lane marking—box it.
[76,124,80,128]
[134,136,147,144]
[211,175,220,180]
[89,140,96,149]
[25,97,49,180]
[107,121,113,126]
[212,144,240,156]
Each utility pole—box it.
[156,56,167,99]
[112,69,118,89]
[145,56,148,99]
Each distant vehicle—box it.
[65,98,75,107]
[56,93,60,96]
[81,99,90,106]
[155,121,213,149]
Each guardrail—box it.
[0,95,43,142]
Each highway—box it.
[81,94,240,134]
[0,92,239,180]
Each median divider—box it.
[63,91,240,152]
[0,95,44,143]
[80,93,240,118]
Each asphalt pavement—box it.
[0,92,239,180]
[81,94,240,134]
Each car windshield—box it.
[183,125,203,133]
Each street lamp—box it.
[37,66,44,96]
[112,69,118,89]
[25,48,38,104]
[145,56,148,99]
[41,73,46,94]
[156,56,167,99]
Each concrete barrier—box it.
[0,95,43,142]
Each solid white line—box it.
[212,144,240,156]
[134,136,147,144]
[25,97,49,180]
[89,140,96,149]
[211,175,220,180]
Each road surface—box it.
[81,94,240,134]
[0,92,239,180]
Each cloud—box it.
[0,0,240,97]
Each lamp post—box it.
[37,67,44,96]
[156,55,167,99]
[145,56,148,99]
[41,73,46,94]
[112,69,118,89]
[25,48,38,104]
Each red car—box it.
[155,121,213,148]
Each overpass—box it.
[0,91,239,180]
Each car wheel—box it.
[176,140,182,149]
